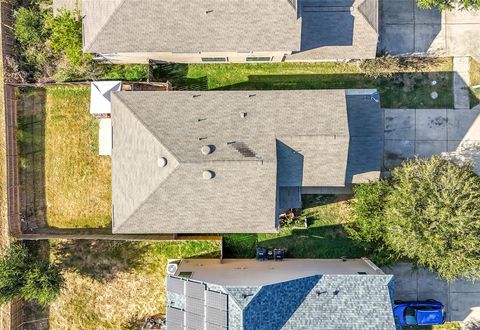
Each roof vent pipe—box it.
[157,157,167,168]
[203,170,214,180]
[201,145,213,155]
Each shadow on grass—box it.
[52,239,222,281]
[22,241,51,330]
[52,240,151,282]
[212,73,453,109]
[150,63,208,90]
[150,63,453,108]
[223,195,364,259]
[469,87,480,109]
[16,87,47,231]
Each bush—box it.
[348,156,480,281]
[358,55,402,79]
[47,9,90,66]
[14,7,45,47]
[385,157,480,281]
[346,181,397,265]
[0,244,29,304]
[0,243,63,305]
[102,64,149,81]
[416,0,480,10]
[20,262,63,305]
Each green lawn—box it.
[470,58,480,108]
[49,239,220,329]
[153,59,453,108]
[17,86,111,228]
[405,323,461,330]
[223,195,365,259]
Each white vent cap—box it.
[203,170,214,180]
[157,157,167,167]
[201,145,213,155]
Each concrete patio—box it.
[380,0,480,61]
[384,108,480,173]
[382,263,480,325]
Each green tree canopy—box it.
[14,7,46,47]
[417,0,480,10]
[349,156,480,281]
[0,243,63,305]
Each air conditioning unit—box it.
[167,263,178,275]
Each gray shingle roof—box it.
[81,0,378,59]
[287,0,379,60]
[166,274,396,330]
[112,90,382,234]
[82,0,300,53]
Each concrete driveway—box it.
[384,108,480,173]
[380,0,480,61]
[382,263,480,324]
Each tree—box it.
[416,0,480,10]
[346,181,398,264]
[0,243,64,305]
[349,156,480,281]
[47,9,91,66]
[0,244,30,304]
[14,7,46,47]
[20,262,63,305]
[385,157,480,281]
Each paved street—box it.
[384,108,480,174]
[382,263,480,324]
[380,0,480,61]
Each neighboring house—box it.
[80,0,379,64]
[165,258,396,329]
[111,89,383,234]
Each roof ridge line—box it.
[83,0,128,51]
[113,93,182,163]
[356,0,379,34]
[114,164,181,233]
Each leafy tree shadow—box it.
[52,240,151,282]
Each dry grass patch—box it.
[44,86,111,228]
[49,239,221,330]
[470,58,480,108]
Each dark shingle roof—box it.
[166,274,396,329]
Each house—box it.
[165,258,396,329]
[81,0,379,64]
[111,89,383,234]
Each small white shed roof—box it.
[99,118,112,156]
[90,81,122,115]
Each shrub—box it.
[416,0,480,10]
[0,243,64,305]
[346,181,397,264]
[102,64,149,81]
[385,157,480,281]
[47,9,89,66]
[20,262,63,305]
[358,55,402,79]
[0,244,30,304]
[14,7,45,47]
[348,156,480,281]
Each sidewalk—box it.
[453,57,470,110]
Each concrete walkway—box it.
[453,57,471,110]
[380,0,480,61]
[384,108,480,173]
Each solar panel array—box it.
[166,276,228,329]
